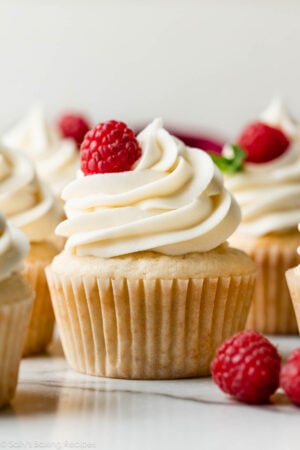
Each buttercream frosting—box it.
[0,145,62,242]
[224,100,300,237]
[57,118,241,257]
[0,211,29,282]
[2,107,79,196]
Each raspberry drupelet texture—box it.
[211,330,281,404]
[237,121,290,164]
[80,120,142,175]
[280,348,300,406]
[57,113,91,146]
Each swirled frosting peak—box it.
[57,118,241,257]
[225,99,300,237]
[2,107,79,195]
[0,211,29,282]
[0,146,63,242]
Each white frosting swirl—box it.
[0,211,29,282]
[0,146,62,242]
[57,119,240,257]
[2,107,79,196]
[225,100,300,237]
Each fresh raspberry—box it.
[57,113,91,146]
[80,120,142,175]
[237,121,290,163]
[211,330,281,404]
[280,348,300,406]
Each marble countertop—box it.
[1,336,299,450]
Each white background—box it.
[1,0,300,139]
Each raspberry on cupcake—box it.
[57,112,91,147]
[80,119,141,174]
[237,121,290,164]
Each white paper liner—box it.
[246,243,299,334]
[0,296,33,407]
[46,269,256,379]
[286,268,300,333]
[22,260,55,356]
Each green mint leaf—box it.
[209,144,246,173]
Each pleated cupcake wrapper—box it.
[245,243,299,335]
[286,269,300,333]
[46,269,256,379]
[22,260,55,356]
[0,296,33,408]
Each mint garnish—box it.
[209,144,246,173]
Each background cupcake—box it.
[0,145,63,355]
[2,106,81,197]
[216,99,300,334]
[286,223,300,332]
[0,211,34,407]
[46,118,256,379]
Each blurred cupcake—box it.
[2,106,80,197]
[46,118,256,379]
[215,99,300,334]
[0,211,34,407]
[0,145,63,355]
[286,223,300,332]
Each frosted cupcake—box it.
[0,211,34,407]
[2,106,79,197]
[286,223,300,332]
[46,118,256,379]
[0,145,63,355]
[215,99,300,334]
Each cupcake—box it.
[2,106,80,197]
[286,223,300,332]
[46,118,256,379]
[0,145,63,355]
[215,99,300,334]
[0,211,34,407]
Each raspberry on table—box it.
[237,121,290,164]
[80,120,142,175]
[280,348,300,406]
[57,112,91,146]
[211,330,281,404]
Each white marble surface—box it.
[1,336,300,450]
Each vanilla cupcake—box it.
[219,100,300,334]
[0,212,34,407]
[0,145,63,355]
[2,106,79,197]
[46,118,256,379]
[286,223,300,332]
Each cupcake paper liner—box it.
[46,269,256,379]
[245,242,299,334]
[22,260,55,356]
[0,296,33,408]
[286,268,300,333]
